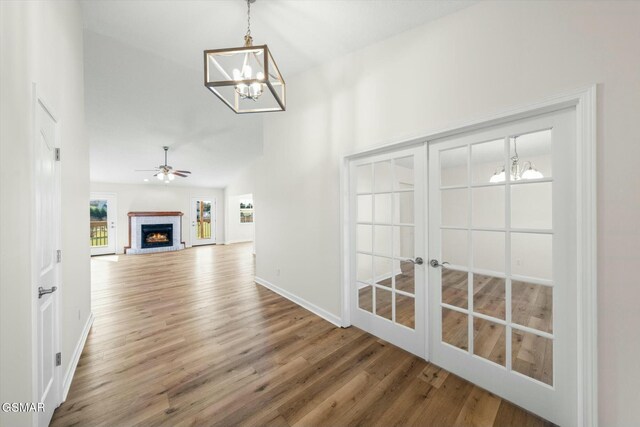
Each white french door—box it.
[427,109,577,426]
[191,198,216,246]
[90,193,117,256]
[349,145,426,358]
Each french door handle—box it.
[429,259,450,268]
[406,257,424,265]
[38,286,58,299]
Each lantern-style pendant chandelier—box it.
[204,0,286,114]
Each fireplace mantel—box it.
[125,211,185,254]
[128,211,184,217]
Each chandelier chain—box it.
[246,0,251,38]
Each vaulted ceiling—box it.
[83,0,475,187]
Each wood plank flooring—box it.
[51,243,553,427]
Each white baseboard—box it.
[224,239,253,245]
[62,312,94,401]
[254,277,344,328]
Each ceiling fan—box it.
[136,146,191,182]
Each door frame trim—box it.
[89,192,118,256]
[340,84,597,427]
[31,82,63,426]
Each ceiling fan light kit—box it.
[137,146,192,183]
[204,0,286,114]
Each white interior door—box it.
[90,193,116,256]
[191,198,216,246]
[349,146,426,358]
[428,109,577,426]
[35,96,61,427]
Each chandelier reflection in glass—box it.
[489,136,544,183]
[204,0,285,114]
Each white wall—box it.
[1,2,90,426]
[246,1,640,424]
[90,182,225,252]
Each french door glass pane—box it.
[358,285,373,313]
[374,161,393,193]
[356,253,372,284]
[471,139,504,185]
[356,164,372,193]
[472,186,505,228]
[357,195,372,223]
[511,129,552,179]
[440,147,467,187]
[395,261,415,294]
[442,269,468,309]
[374,193,392,223]
[374,225,392,256]
[376,287,393,320]
[442,308,468,350]
[394,156,414,190]
[396,294,415,329]
[512,280,553,334]
[373,256,392,288]
[511,183,552,229]
[356,224,372,252]
[511,233,552,280]
[441,188,468,227]
[473,274,506,320]
[394,226,414,259]
[473,317,506,366]
[442,229,468,267]
[394,191,414,224]
[472,231,505,273]
[512,329,553,385]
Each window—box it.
[240,199,254,223]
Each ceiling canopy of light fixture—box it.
[203,0,286,114]
[489,136,544,183]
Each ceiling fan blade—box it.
[153,172,162,177]
[135,169,160,172]
[175,170,191,174]
[174,172,188,178]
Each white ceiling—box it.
[83,0,476,188]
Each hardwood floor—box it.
[51,243,553,427]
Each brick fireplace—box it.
[125,212,185,254]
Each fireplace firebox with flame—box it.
[141,224,173,249]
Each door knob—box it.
[38,286,58,299]
[429,259,450,268]
[406,257,424,265]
